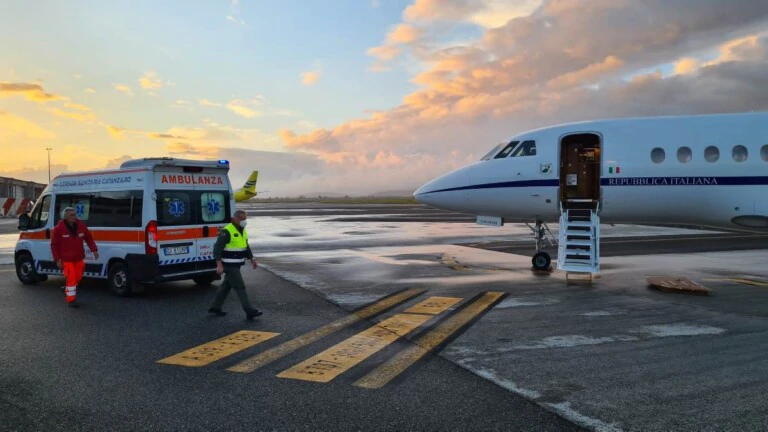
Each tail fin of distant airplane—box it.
[234,171,259,202]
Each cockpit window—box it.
[480,143,505,161]
[494,141,520,159]
[510,140,536,157]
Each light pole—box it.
[45,147,52,183]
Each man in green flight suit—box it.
[208,209,263,320]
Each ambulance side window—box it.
[30,195,51,229]
[201,192,227,223]
[54,194,91,223]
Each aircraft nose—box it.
[412,168,472,210]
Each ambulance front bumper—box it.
[126,254,220,284]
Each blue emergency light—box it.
[218,159,229,164]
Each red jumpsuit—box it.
[50,219,98,304]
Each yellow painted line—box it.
[702,277,768,287]
[440,255,471,271]
[404,296,462,315]
[727,278,768,287]
[157,330,280,367]
[227,288,426,374]
[277,313,433,383]
[353,291,506,389]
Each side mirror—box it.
[25,202,33,213]
[18,213,30,231]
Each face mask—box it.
[239,220,248,228]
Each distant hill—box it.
[370,190,415,197]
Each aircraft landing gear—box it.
[525,219,557,271]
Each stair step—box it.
[564,258,593,266]
[559,264,599,273]
[565,239,593,246]
[566,220,592,227]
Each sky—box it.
[2,0,768,197]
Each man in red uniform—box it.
[51,207,99,307]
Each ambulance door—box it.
[154,187,199,274]
[193,169,231,274]
[23,194,55,274]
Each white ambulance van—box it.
[15,157,236,296]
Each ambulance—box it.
[14,158,237,296]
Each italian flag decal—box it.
[608,166,620,174]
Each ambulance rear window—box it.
[157,191,192,226]
[201,192,227,223]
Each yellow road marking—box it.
[353,291,506,389]
[727,278,768,287]
[227,288,426,374]
[440,255,471,271]
[277,313,433,383]
[404,296,462,315]
[702,277,768,287]
[157,330,280,367]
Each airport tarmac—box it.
[3,203,768,431]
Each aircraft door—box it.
[559,133,601,206]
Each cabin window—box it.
[732,145,748,162]
[761,145,768,161]
[493,141,519,159]
[651,147,665,163]
[510,140,536,157]
[677,147,692,163]
[704,146,719,162]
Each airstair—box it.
[557,200,600,275]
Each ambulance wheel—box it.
[532,252,551,270]
[15,253,40,285]
[108,261,134,297]
[193,274,215,286]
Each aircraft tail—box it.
[234,171,259,202]
[242,171,258,193]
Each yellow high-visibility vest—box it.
[221,223,248,264]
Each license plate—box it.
[165,246,189,255]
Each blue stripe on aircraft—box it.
[419,176,768,194]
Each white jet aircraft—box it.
[413,111,768,275]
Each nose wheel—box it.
[532,251,551,270]
[525,219,556,272]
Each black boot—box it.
[208,308,226,316]
[246,309,263,320]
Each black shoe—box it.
[208,308,227,316]
[246,309,263,320]
[68,301,79,308]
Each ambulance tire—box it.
[193,274,215,286]
[15,252,43,285]
[108,261,134,297]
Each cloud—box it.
[199,96,280,118]
[302,71,321,85]
[277,1,768,195]
[139,71,163,90]
[104,155,133,169]
[106,126,127,140]
[148,133,188,140]
[0,110,56,140]
[85,88,96,93]
[49,107,97,123]
[226,98,261,118]
[0,164,69,184]
[227,0,246,25]
[0,82,62,102]
[114,84,133,96]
